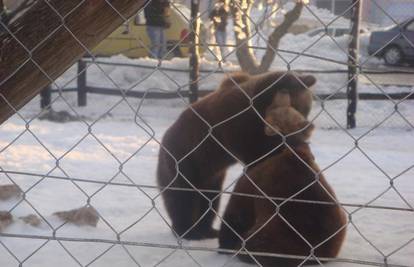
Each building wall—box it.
[366,0,414,26]
[313,0,352,18]
[313,0,414,26]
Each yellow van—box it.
[93,3,205,58]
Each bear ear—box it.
[299,75,316,89]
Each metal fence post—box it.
[77,59,87,107]
[40,85,52,110]
[189,0,200,103]
[346,0,361,129]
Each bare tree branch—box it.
[257,1,304,73]
[231,0,304,74]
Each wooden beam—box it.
[188,0,200,103]
[346,0,361,129]
[0,0,145,124]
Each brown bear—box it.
[218,108,346,266]
[157,71,316,240]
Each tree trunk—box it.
[0,0,145,124]
[231,0,304,75]
[230,0,258,74]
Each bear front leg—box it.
[189,170,227,239]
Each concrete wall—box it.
[364,0,414,26]
[312,0,414,26]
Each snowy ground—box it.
[0,88,413,266]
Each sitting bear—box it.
[218,102,346,266]
[157,71,316,240]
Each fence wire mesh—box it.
[0,0,413,266]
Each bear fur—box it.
[263,89,314,143]
[157,71,316,240]
[218,108,346,266]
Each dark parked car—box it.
[368,18,414,65]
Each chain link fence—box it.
[0,0,413,266]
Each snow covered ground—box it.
[0,86,413,266]
[0,3,413,267]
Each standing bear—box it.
[218,94,346,266]
[157,71,316,239]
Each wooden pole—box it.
[347,0,361,129]
[189,0,200,103]
[77,60,87,107]
[40,85,51,110]
[0,0,145,124]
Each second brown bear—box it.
[218,99,347,266]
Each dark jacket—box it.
[144,0,171,28]
[209,4,228,32]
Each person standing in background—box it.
[209,0,229,62]
[144,0,171,59]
